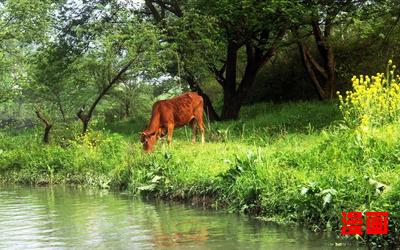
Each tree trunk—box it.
[77,58,136,135]
[298,42,324,100]
[82,120,89,134]
[221,86,240,120]
[221,98,241,120]
[58,103,67,124]
[56,94,67,124]
[298,42,336,99]
[43,125,52,144]
[325,46,336,99]
[35,110,52,144]
[220,41,240,120]
[145,0,286,120]
[77,108,89,135]
[297,20,337,100]
[124,100,130,119]
[220,69,256,121]
[219,39,278,120]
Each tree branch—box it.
[156,0,183,17]
[35,110,53,144]
[85,57,137,121]
[258,27,286,67]
[209,64,226,87]
[304,46,328,79]
[298,41,325,99]
[145,0,162,23]
[35,110,51,127]
[146,0,183,21]
[245,42,254,64]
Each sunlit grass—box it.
[1,100,400,246]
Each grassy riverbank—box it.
[1,101,399,247]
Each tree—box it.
[144,0,222,121]
[294,0,372,100]
[0,0,56,139]
[0,0,54,103]
[145,0,301,120]
[72,18,165,134]
[30,44,82,124]
[200,0,301,120]
[108,81,155,121]
[24,0,167,135]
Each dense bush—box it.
[338,61,400,128]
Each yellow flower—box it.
[341,62,400,128]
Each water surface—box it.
[0,186,363,249]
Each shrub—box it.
[338,60,400,129]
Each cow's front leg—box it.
[167,123,174,145]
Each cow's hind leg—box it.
[190,119,198,143]
[194,112,205,144]
[167,123,174,145]
[199,121,205,144]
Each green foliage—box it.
[0,0,53,43]
[2,0,400,247]
[166,11,223,77]
[3,100,400,246]
[0,0,54,103]
[0,129,130,187]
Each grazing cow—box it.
[141,92,205,152]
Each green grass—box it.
[1,100,399,247]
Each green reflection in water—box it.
[0,186,363,249]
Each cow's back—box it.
[158,92,203,127]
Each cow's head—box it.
[140,130,158,152]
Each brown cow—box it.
[140,92,205,152]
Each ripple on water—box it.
[0,187,363,250]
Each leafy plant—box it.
[338,60,400,128]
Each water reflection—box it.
[0,186,364,249]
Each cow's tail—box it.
[198,95,204,109]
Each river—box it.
[0,186,363,249]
